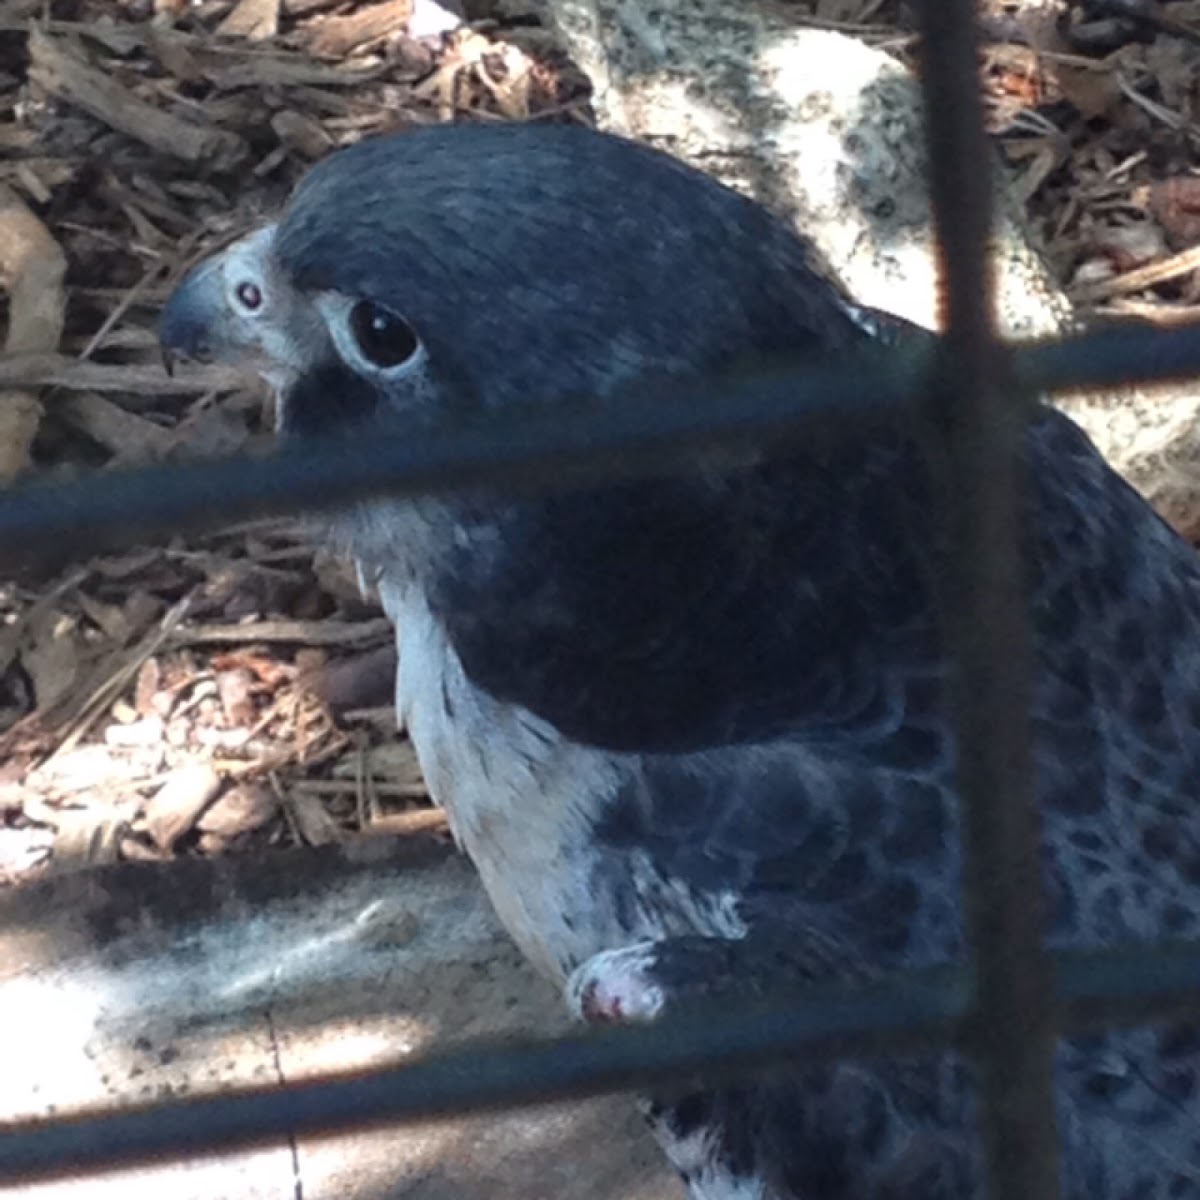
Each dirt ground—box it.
[3,0,1200,1193]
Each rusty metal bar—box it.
[915,3,1062,1199]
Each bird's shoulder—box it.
[427,428,938,753]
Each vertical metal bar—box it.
[913,3,1062,1199]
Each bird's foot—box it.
[566,942,668,1025]
[568,929,869,1027]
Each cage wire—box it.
[4,1,1200,1196]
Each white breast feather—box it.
[376,579,749,983]
[380,581,628,979]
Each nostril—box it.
[160,343,213,376]
[159,256,228,364]
[157,306,214,361]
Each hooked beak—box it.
[158,256,224,372]
[158,224,282,380]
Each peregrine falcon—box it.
[159,123,1200,1199]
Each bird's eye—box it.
[235,280,263,312]
[349,301,420,369]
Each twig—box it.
[1091,298,1200,325]
[58,598,191,753]
[364,807,447,836]
[58,392,178,459]
[0,183,66,481]
[0,352,246,396]
[79,264,166,362]
[172,618,392,647]
[217,0,280,40]
[292,779,429,800]
[303,0,413,58]
[1116,71,1200,147]
[27,30,246,167]
[1072,244,1200,303]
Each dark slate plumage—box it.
[160,122,1200,1200]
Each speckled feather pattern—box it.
[160,123,1200,1200]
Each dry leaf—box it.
[22,610,82,713]
[1152,176,1200,247]
[0,183,66,480]
[288,791,342,844]
[52,809,128,869]
[1052,59,1121,120]
[217,667,256,726]
[197,782,279,838]
[143,762,222,851]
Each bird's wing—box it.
[430,422,941,754]
[432,405,1200,952]
[433,401,1200,781]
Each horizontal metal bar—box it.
[4,940,1200,1183]
[1,323,1199,568]
[5,343,925,568]
[1020,320,1200,390]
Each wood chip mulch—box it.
[3,0,1200,882]
[0,0,585,882]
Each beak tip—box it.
[158,259,223,369]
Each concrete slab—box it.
[0,839,677,1199]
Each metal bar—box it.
[1,967,968,1182]
[0,12,1195,1187]
[0,343,926,568]
[915,3,1062,1199]
[4,940,1200,1182]
[1,323,1200,566]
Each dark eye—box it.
[349,301,420,368]
[235,280,263,311]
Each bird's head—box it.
[160,123,870,566]
[161,122,870,423]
